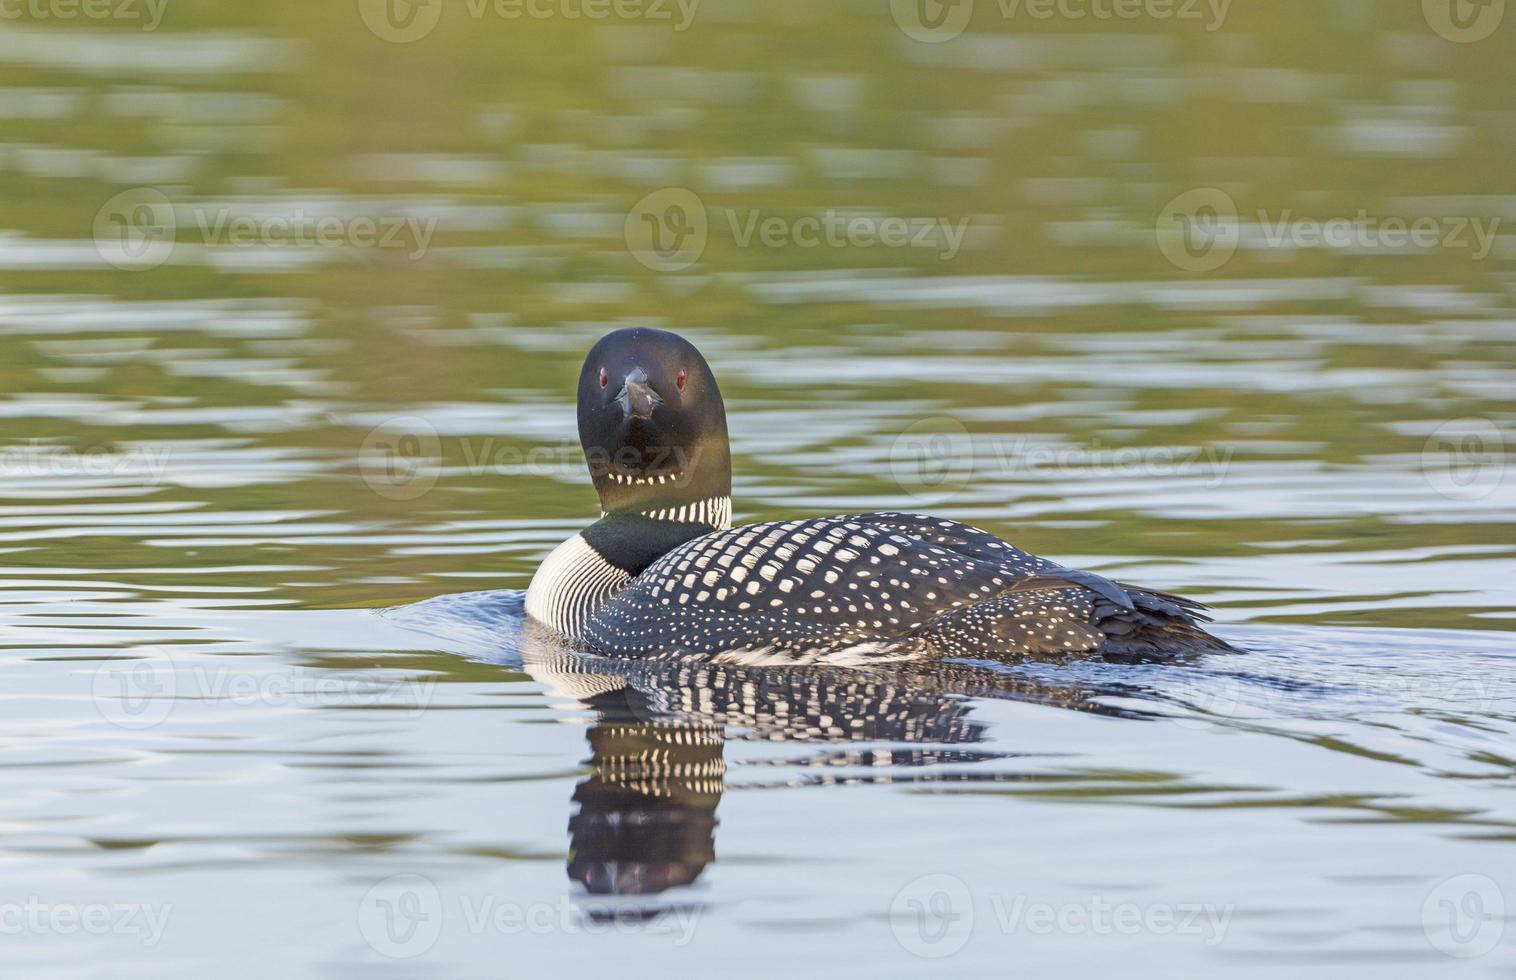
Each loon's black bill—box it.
[615,367,662,421]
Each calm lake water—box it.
[1,1,1514,976]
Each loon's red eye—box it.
[598,368,609,389]
[676,368,687,392]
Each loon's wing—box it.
[580,513,1229,663]
[850,513,1231,659]
[580,515,1080,662]
[851,511,1138,611]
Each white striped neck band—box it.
[636,496,732,530]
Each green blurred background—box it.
[0,0,1510,624]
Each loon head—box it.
[578,327,731,524]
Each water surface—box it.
[0,1,1513,976]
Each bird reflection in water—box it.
[521,631,1139,914]
[567,688,722,901]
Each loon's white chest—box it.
[525,534,632,639]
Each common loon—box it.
[525,327,1232,664]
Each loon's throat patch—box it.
[640,496,732,529]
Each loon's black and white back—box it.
[526,328,1231,664]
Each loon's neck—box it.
[524,496,732,638]
[584,498,732,576]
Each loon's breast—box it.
[525,534,632,639]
